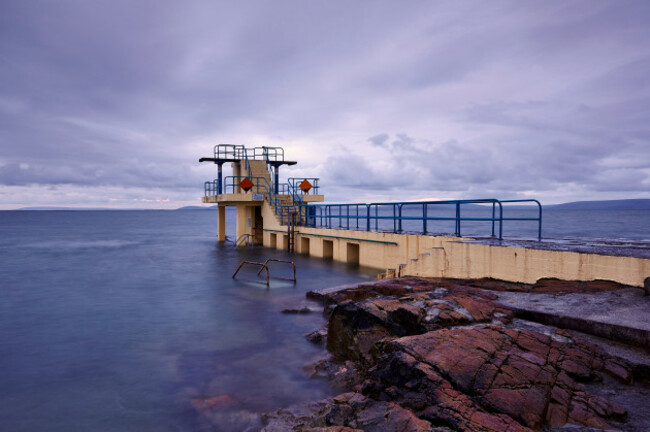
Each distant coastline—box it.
[546,199,650,210]
[7,199,650,212]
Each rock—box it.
[307,278,441,305]
[297,277,644,432]
[282,307,315,314]
[304,359,362,391]
[365,326,629,431]
[326,291,513,365]
[261,392,434,432]
[305,328,328,346]
[644,276,650,296]
[190,394,236,412]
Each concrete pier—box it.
[201,145,649,287]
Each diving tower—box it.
[199,144,324,247]
[199,145,649,288]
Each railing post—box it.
[366,204,371,231]
[537,201,542,241]
[375,206,379,231]
[274,166,279,194]
[498,202,503,240]
[217,163,223,195]
[398,204,403,232]
[346,205,350,230]
[423,203,427,234]
[455,202,460,237]
[491,202,495,237]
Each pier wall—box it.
[259,209,649,286]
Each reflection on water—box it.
[0,211,374,431]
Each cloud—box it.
[0,0,648,208]
[367,133,389,148]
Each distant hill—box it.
[549,199,650,210]
[12,205,220,211]
[14,206,117,211]
[175,205,218,210]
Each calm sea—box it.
[0,208,648,431]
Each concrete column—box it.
[235,205,252,247]
[217,205,226,242]
[232,162,241,193]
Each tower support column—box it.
[217,205,226,242]
[235,205,253,247]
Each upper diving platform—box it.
[199,144,324,211]
[199,144,297,166]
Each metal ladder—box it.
[287,212,296,252]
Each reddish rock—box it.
[261,392,433,432]
[327,290,513,364]
[302,277,642,432]
[190,394,236,412]
[367,327,629,431]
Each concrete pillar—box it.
[217,206,226,242]
[235,205,252,246]
[232,162,241,193]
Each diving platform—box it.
[199,144,649,288]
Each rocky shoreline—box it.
[262,277,650,432]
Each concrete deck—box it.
[496,287,650,348]
[467,237,650,259]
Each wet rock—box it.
[190,394,236,412]
[309,277,635,310]
[365,326,630,431]
[326,292,512,365]
[304,358,362,391]
[282,307,315,314]
[298,277,647,432]
[261,392,434,432]
[307,278,437,305]
[305,328,328,346]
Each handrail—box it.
[232,261,270,286]
[211,144,285,163]
[235,233,254,247]
[305,198,542,240]
[256,258,296,282]
[220,176,300,225]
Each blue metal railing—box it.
[212,144,285,162]
[306,199,542,240]
[206,176,301,225]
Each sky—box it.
[1,0,649,209]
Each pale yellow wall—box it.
[213,176,649,286]
[265,225,649,287]
[235,205,255,245]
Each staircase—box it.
[242,159,302,227]
[378,247,448,280]
[245,160,273,186]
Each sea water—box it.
[0,208,648,431]
[0,210,375,431]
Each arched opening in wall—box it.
[346,242,359,265]
[282,234,289,250]
[301,237,310,256]
[270,233,277,249]
[323,240,334,259]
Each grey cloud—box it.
[368,133,389,147]
[1,0,649,207]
